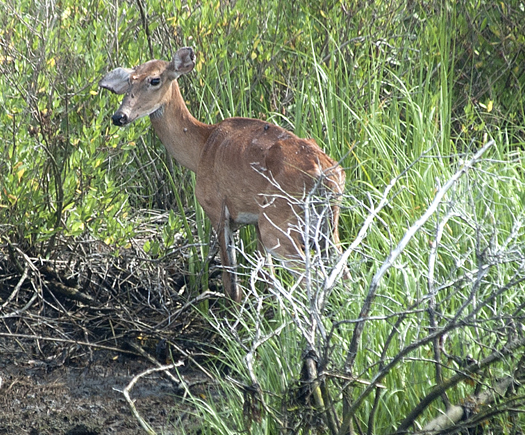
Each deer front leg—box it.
[218,201,242,303]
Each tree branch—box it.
[395,335,525,434]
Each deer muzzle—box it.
[111,112,128,126]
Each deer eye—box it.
[150,78,161,86]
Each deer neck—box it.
[149,81,212,173]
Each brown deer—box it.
[99,47,345,303]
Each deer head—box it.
[99,47,196,126]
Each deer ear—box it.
[99,67,133,94]
[167,47,196,80]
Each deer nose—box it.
[111,112,128,126]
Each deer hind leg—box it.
[258,199,350,284]
[217,202,242,303]
[257,205,306,281]
[330,203,351,281]
[308,177,350,281]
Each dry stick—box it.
[427,210,457,410]
[264,274,314,348]
[1,245,43,317]
[126,340,184,389]
[136,0,153,59]
[394,335,525,434]
[366,308,412,435]
[420,376,516,435]
[164,339,216,383]
[302,189,341,435]
[0,291,39,319]
[325,178,399,290]
[117,363,182,435]
[243,310,289,428]
[0,332,139,356]
[337,139,495,435]
[171,289,225,320]
[0,264,29,311]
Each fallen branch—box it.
[41,265,97,305]
[421,376,516,434]
[0,332,139,356]
[117,363,183,435]
[395,334,525,434]
[0,264,29,311]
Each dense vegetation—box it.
[1,0,524,433]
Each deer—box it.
[99,46,346,304]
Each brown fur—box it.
[100,47,345,303]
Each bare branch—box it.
[395,335,525,434]
[117,363,182,435]
[344,140,495,374]
[421,376,517,434]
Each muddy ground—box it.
[0,233,224,435]
[0,335,211,435]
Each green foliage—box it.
[2,0,523,253]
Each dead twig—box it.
[117,363,183,435]
[395,335,525,434]
[0,332,141,356]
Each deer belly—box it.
[234,212,259,225]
